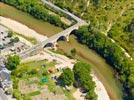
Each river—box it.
[57,35,123,100]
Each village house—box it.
[0,64,12,94]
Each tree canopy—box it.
[73,62,97,100]
[6,55,20,70]
[1,0,67,28]
[75,26,134,99]
[59,68,74,86]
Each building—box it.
[0,64,12,94]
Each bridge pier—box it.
[52,42,57,50]
[66,35,69,42]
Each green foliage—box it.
[10,37,19,43]
[13,89,22,100]
[85,90,98,100]
[75,26,134,99]
[125,19,134,33]
[70,48,76,57]
[108,9,134,58]
[6,55,20,70]
[14,37,19,42]
[28,69,38,75]
[59,68,74,86]
[1,0,67,28]
[51,0,132,31]
[22,94,31,100]
[7,31,13,37]
[29,91,40,96]
[73,62,97,100]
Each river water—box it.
[57,35,123,100]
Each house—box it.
[0,64,12,94]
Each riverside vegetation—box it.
[58,62,97,100]
[75,26,134,99]
[0,0,68,29]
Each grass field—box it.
[0,3,63,37]
[57,35,123,100]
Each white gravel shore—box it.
[0,16,48,42]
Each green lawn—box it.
[12,60,75,99]
[29,91,41,96]
[57,35,123,100]
[0,3,63,37]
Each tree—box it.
[14,37,19,43]
[73,61,97,100]
[59,68,74,86]
[86,90,97,100]
[13,89,21,100]
[70,48,76,57]
[7,31,13,37]
[1,0,66,28]
[75,25,134,98]
[6,55,20,70]
[125,18,134,33]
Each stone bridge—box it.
[19,0,88,58]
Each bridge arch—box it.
[44,43,54,48]
[57,36,68,42]
[70,29,78,35]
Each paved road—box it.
[0,89,8,100]
[41,0,85,23]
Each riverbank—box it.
[0,16,47,42]
[0,2,63,37]
[0,16,111,100]
[57,35,123,100]
[21,49,110,100]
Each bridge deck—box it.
[19,0,88,58]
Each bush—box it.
[14,37,19,43]
[6,55,20,70]
[7,31,13,37]
[13,89,21,100]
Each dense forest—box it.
[0,0,68,28]
[75,26,134,99]
[108,13,134,58]
[51,0,134,58]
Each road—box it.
[41,0,86,23]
